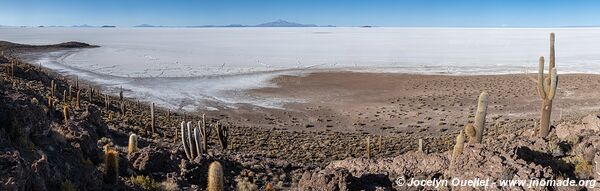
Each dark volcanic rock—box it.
[131,146,178,177]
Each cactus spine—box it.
[208,161,224,191]
[452,130,465,164]
[474,91,488,143]
[128,134,138,155]
[104,148,119,184]
[537,33,559,138]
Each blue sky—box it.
[1,0,599,27]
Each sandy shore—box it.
[213,72,600,136]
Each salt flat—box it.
[2,27,599,110]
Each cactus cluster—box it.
[180,117,229,160]
[181,121,203,160]
[537,33,559,138]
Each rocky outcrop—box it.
[131,146,178,177]
[297,140,565,190]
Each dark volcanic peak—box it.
[255,19,318,27]
[72,24,94,27]
[134,24,158,27]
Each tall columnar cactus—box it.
[418,138,424,152]
[119,86,123,102]
[451,130,465,164]
[193,124,202,155]
[104,94,109,109]
[10,61,14,77]
[104,148,119,184]
[48,96,53,109]
[75,76,79,90]
[378,135,383,153]
[76,90,81,109]
[68,85,72,100]
[208,161,224,191]
[473,91,488,143]
[198,114,209,151]
[366,137,371,159]
[215,122,229,150]
[50,80,55,97]
[63,105,69,122]
[537,33,559,138]
[181,121,203,160]
[187,122,198,158]
[181,121,192,160]
[88,87,93,102]
[128,134,138,156]
[150,103,155,133]
[63,90,68,102]
[120,102,125,115]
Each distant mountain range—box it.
[134,20,335,28]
